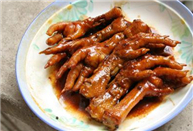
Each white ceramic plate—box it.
[16,0,193,131]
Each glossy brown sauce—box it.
[127,97,163,118]
[48,66,65,98]
[49,66,163,120]
[61,92,90,116]
[48,66,90,119]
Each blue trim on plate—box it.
[16,0,193,131]
[15,2,69,131]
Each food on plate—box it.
[62,32,125,92]
[46,33,63,46]
[80,32,180,98]
[40,7,193,130]
[102,67,192,129]
[86,54,184,122]
[46,7,123,40]
[44,53,67,68]
[40,17,128,55]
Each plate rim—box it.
[15,0,193,131]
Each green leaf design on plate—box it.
[180,26,191,39]
[44,107,108,130]
[130,127,138,130]
[190,69,193,75]
[50,114,57,120]
[33,44,40,51]
[44,108,92,130]
[88,0,94,12]
[60,0,94,21]
[171,19,190,39]
[74,0,88,7]
[159,3,166,12]
[178,40,193,64]
[44,108,52,112]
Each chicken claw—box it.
[86,54,183,121]
[62,63,83,93]
[123,19,151,37]
[44,53,66,68]
[56,32,125,80]
[46,33,63,46]
[102,67,192,130]
[115,33,180,59]
[61,19,152,92]
[69,33,125,68]
[154,67,193,88]
[47,7,123,40]
[102,76,174,130]
[80,32,180,98]
[40,17,128,55]
[72,66,94,91]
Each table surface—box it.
[1,1,192,131]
